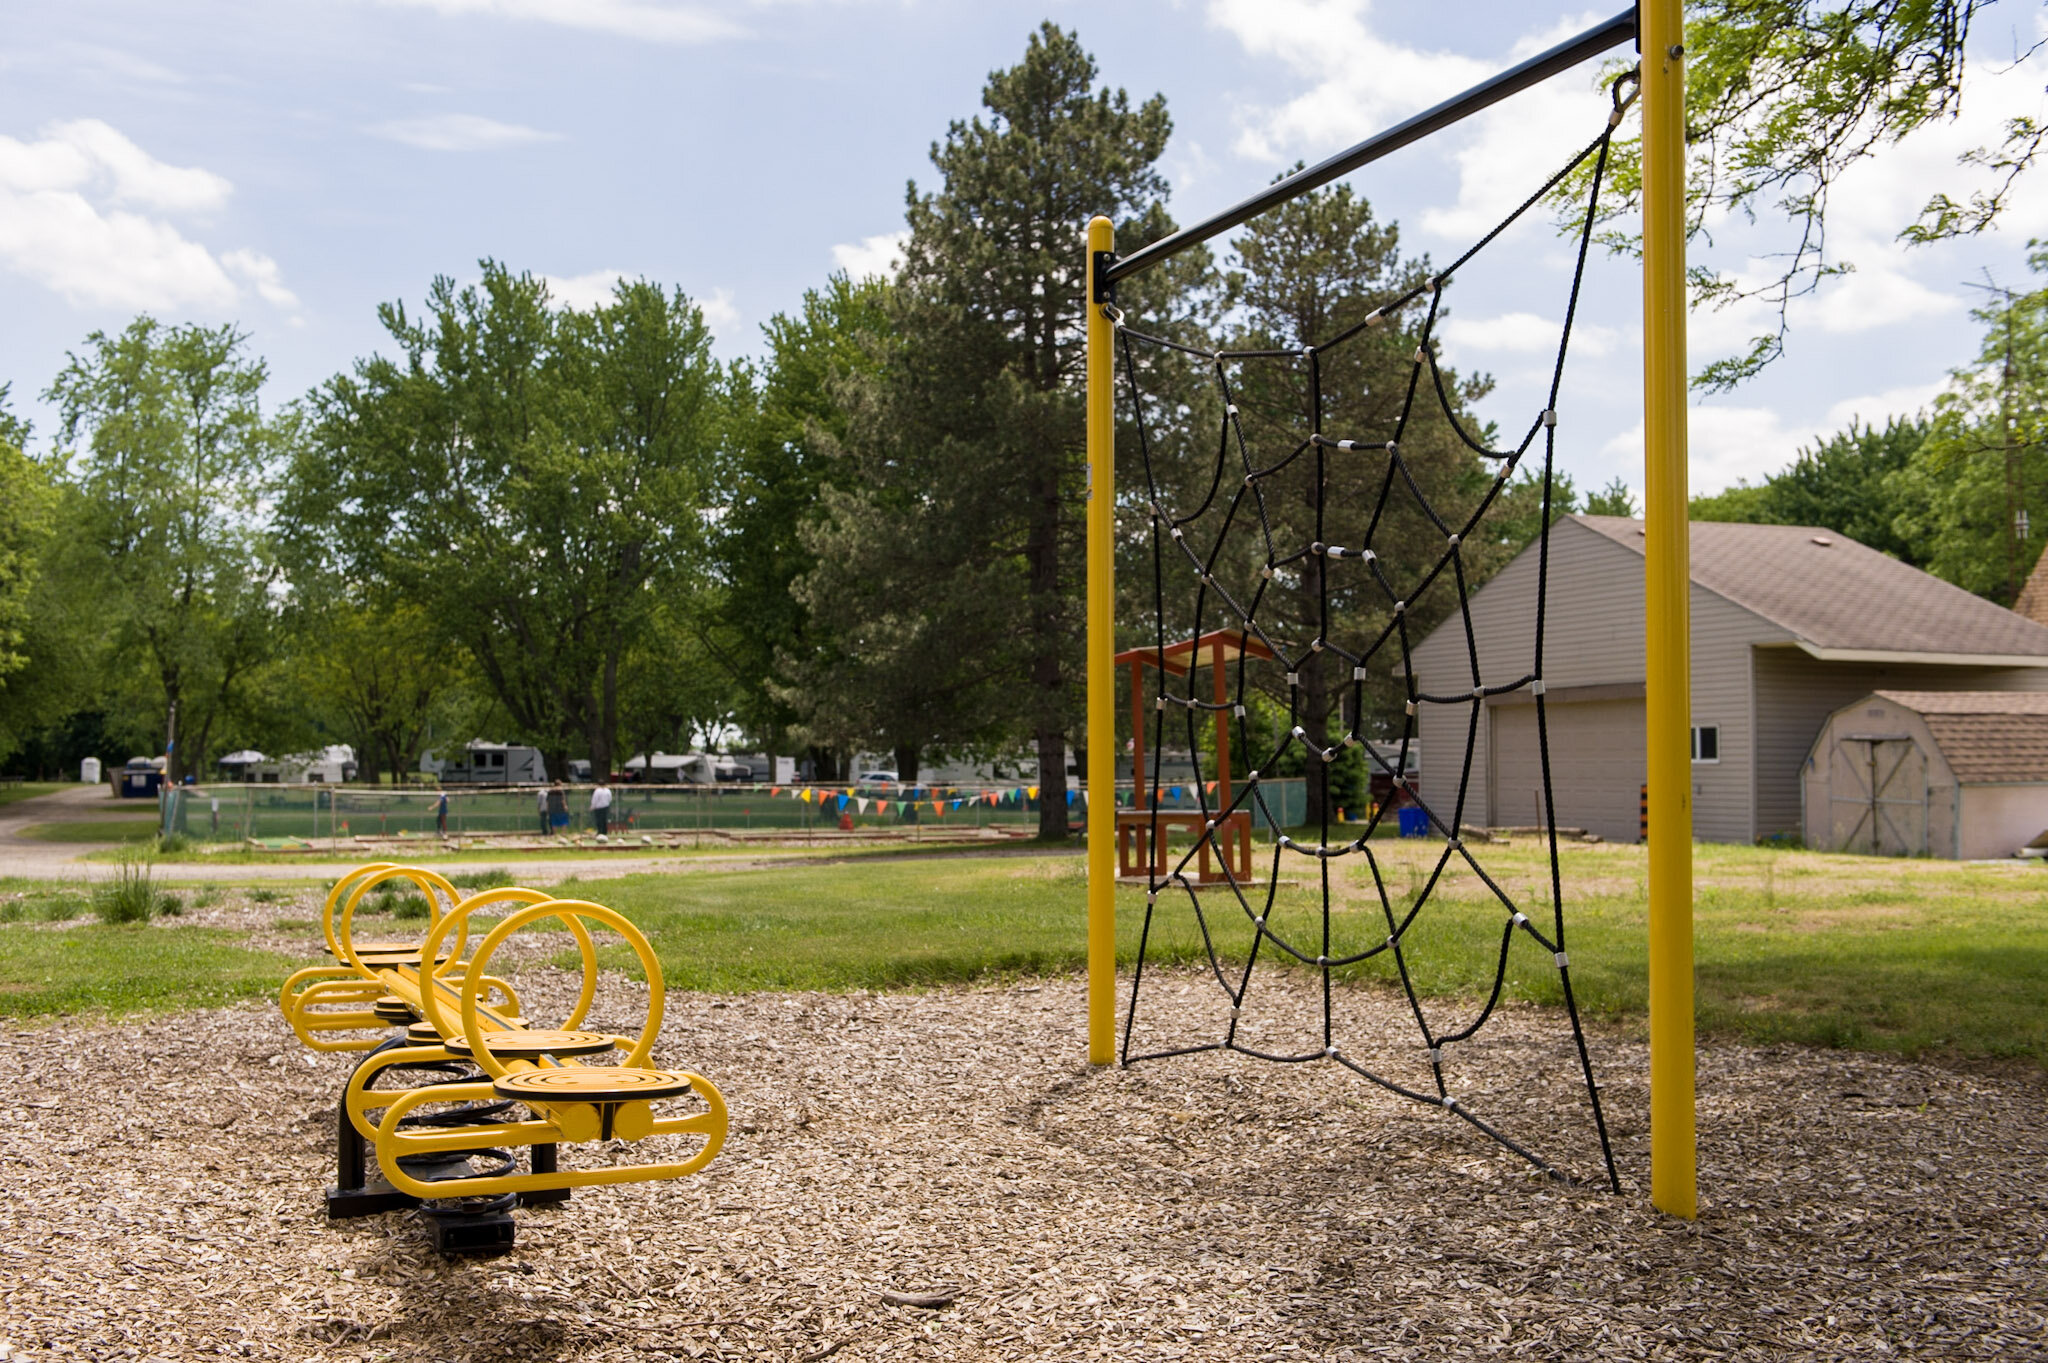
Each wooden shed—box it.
[1802,690,2048,859]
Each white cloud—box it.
[1440,310,1618,358]
[0,120,291,314]
[1206,2,1625,246]
[1823,380,1946,430]
[1208,0,1487,165]
[1600,379,1947,498]
[222,248,300,309]
[542,271,736,333]
[831,230,906,280]
[543,268,626,310]
[698,287,739,335]
[375,0,744,44]
[371,113,562,151]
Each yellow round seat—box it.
[373,995,419,1024]
[446,1029,619,1059]
[492,1066,695,1103]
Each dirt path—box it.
[1,970,2041,1360]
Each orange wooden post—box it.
[1211,638,1231,811]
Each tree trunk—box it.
[596,645,620,778]
[893,741,921,784]
[1034,728,1068,839]
[1299,648,1334,831]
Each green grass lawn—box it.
[0,842,2042,1068]
[0,924,310,1017]
[21,817,162,843]
[0,782,71,808]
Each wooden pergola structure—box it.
[1113,629,1276,883]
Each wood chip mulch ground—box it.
[1,966,2043,1361]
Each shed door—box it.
[1490,699,1647,843]
[1827,736,1928,856]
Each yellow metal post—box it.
[1086,217,1117,1065]
[1641,0,1696,1219]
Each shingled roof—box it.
[1875,690,2048,785]
[1575,515,2048,660]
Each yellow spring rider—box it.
[279,864,727,1252]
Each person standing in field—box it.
[536,784,550,837]
[547,782,568,835]
[436,789,448,837]
[590,778,613,838]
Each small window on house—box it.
[1691,725,1719,763]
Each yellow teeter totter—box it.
[279,863,727,1254]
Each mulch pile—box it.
[2,964,2042,1361]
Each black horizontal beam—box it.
[1102,7,1638,287]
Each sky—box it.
[4,0,2048,502]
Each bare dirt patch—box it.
[1,972,2042,1361]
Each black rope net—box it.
[1108,79,1635,1191]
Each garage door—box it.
[1489,699,1646,843]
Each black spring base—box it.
[423,1206,517,1255]
[329,1040,570,1252]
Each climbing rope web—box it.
[1111,80,1635,1190]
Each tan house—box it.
[1411,516,2048,844]
[1802,690,2048,859]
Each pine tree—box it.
[1137,183,1498,828]
[808,24,1186,831]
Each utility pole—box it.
[1965,272,2027,603]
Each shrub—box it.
[93,853,162,924]
[248,887,280,905]
[448,868,514,891]
[153,832,192,855]
[390,894,430,921]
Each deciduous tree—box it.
[45,321,286,780]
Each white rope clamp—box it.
[1353,665,1368,681]
[1531,679,1547,696]
[1541,408,1558,428]
[1555,950,1570,969]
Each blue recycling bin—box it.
[1397,806,1430,838]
